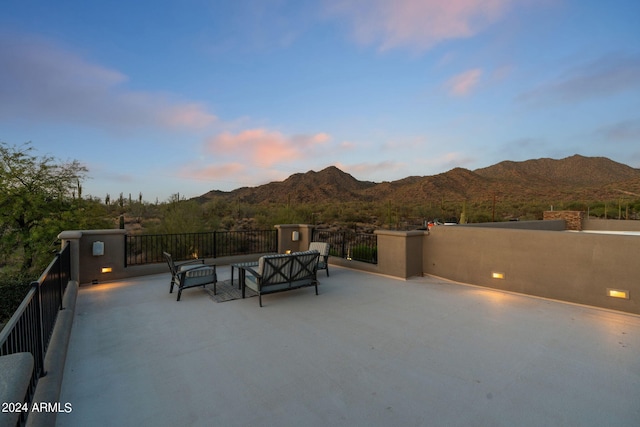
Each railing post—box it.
[56,252,63,310]
[32,281,46,378]
[274,229,278,253]
[124,234,128,267]
[213,231,217,258]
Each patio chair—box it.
[308,242,330,276]
[163,251,205,292]
[172,264,217,301]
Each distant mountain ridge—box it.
[197,155,640,205]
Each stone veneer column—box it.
[543,211,584,231]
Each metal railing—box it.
[312,229,378,264]
[125,230,278,266]
[0,242,71,421]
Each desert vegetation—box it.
[2,142,639,324]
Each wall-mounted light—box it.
[607,288,629,299]
[93,241,104,256]
[101,267,113,274]
[492,272,505,279]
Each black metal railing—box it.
[312,230,378,264]
[125,230,278,266]
[0,242,71,422]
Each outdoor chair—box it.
[164,251,218,300]
[163,251,204,288]
[172,264,217,301]
[308,242,330,276]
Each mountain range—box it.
[197,155,640,206]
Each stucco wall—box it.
[461,219,566,231]
[59,229,127,285]
[375,230,425,278]
[583,219,640,232]
[59,223,640,314]
[423,226,640,314]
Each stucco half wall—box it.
[423,225,640,315]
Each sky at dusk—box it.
[2,0,640,202]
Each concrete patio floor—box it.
[56,265,640,427]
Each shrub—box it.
[0,275,33,326]
[350,244,377,263]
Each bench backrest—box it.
[258,250,319,285]
[308,242,330,257]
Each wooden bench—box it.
[241,250,320,307]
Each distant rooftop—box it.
[56,265,640,427]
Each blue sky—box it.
[2,0,640,202]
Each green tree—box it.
[0,142,90,275]
[145,194,207,234]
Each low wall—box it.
[374,229,425,278]
[59,229,127,285]
[0,353,33,427]
[26,281,78,427]
[59,223,640,314]
[59,229,278,285]
[276,225,426,279]
[583,219,640,232]
[461,219,566,231]
[423,226,640,315]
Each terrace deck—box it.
[57,266,640,426]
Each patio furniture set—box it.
[163,242,330,306]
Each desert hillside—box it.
[197,155,640,207]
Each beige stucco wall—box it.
[423,226,640,314]
[59,221,640,314]
[583,219,640,232]
[275,224,314,253]
[462,219,566,231]
[375,230,426,279]
[59,229,127,285]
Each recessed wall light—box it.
[101,267,113,273]
[492,272,505,279]
[607,288,629,299]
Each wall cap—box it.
[76,229,127,236]
[374,229,428,237]
[58,229,127,240]
[57,230,83,239]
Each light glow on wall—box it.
[607,288,629,299]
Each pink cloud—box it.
[326,0,511,51]
[339,140,357,150]
[206,129,331,167]
[446,68,483,96]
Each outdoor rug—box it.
[204,279,256,303]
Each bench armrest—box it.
[176,259,205,267]
[176,264,216,277]
[241,265,261,278]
